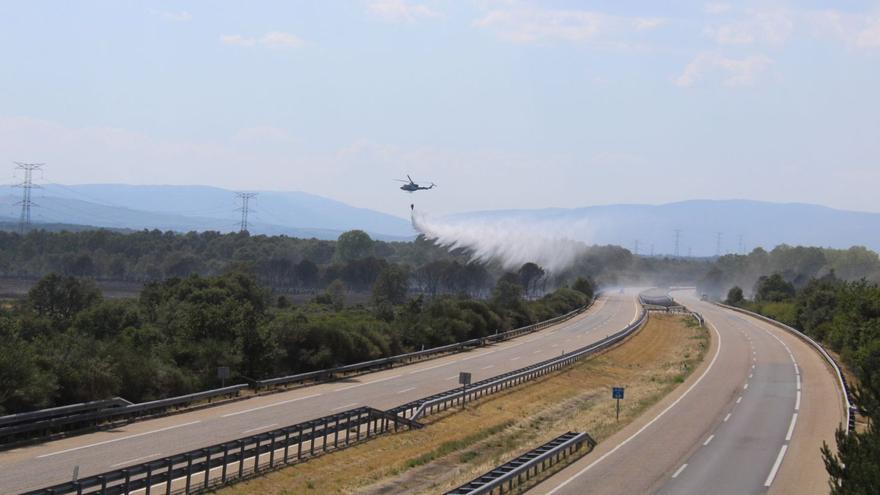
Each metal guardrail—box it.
[716,303,856,433]
[390,306,648,422]
[256,303,591,390]
[2,299,595,444]
[0,398,131,428]
[24,406,421,495]
[0,385,248,443]
[444,431,594,495]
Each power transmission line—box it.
[715,232,723,257]
[13,162,43,234]
[235,192,257,233]
[738,234,745,255]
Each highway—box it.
[537,291,844,495]
[0,292,641,494]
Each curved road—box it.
[537,291,844,495]
[0,292,641,494]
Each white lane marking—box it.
[795,390,801,411]
[533,349,543,354]
[481,364,495,370]
[334,384,361,392]
[551,344,559,348]
[546,321,723,495]
[703,434,715,446]
[672,464,688,478]
[794,364,799,375]
[749,373,753,378]
[459,351,495,361]
[743,383,749,390]
[511,356,521,361]
[445,375,458,380]
[364,374,403,385]
[37,421,202,458]
[243,423,278,434]
[723,413,732,422]
[331,402,359,411]
[785,413,799,441]
[796,374,801,391]
[397,387,416,394]
[222,393,322,418]
[110,453,162,468]
[408,362,451,374]
[765,445,788,487]
[736,396,743,404]
[752,364,755,370]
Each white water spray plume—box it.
[411,209,594,273]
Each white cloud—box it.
[150,9,192,22]
[857,17,880,47]
[812,11,880,49]
[220,32,305,49]
[368,0,441,23]
[473,4,663,45]
[674,52,773,87]
[704,10,793,46]
[705,3,732,15]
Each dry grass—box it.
[219,314,708,495]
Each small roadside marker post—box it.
[612,387,625,421]
[459,372,472,409]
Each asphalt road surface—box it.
[0,292,641,494]
[536,291,844,495]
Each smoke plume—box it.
[411,209,593,273]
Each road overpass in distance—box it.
[537,290,844,495]
[0,292,642,494]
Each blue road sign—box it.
[612,387,625,399]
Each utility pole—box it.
[13,162,43,234]
[715,232,723,257]
[673,229,682,257]
[235,192,257,233]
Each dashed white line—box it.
[796,374,801,391]
[736,396,743,404]
[703,434,715,446]
[533,349,543,354]
[764,445,788,487]
[723,412,732,422]
[397,387,416,394]
[481,364,495,370]
[785,413,799,441]
[110,453,162,468]
[37,421,202,458]
[408,362,450,374]
[331,402,359,411]
[511,356,521,361]
[743,383,749,390]
[795,390,801,411]
[672,464,688,478]
[445,375,458,380]
[365,374,403,385]
[222,393,322,417]
[242,423,278,434]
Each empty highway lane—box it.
[0,293,640,494]
[537,291,844,495]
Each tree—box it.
[726,286,744,305]
[518,263,545,297]
[572,277,595,300]
[823,375,880,494]
[373,265,410,306]
[28,273,102,324]
[326,279,346,310]
[336,230,374,261]
[295,259,319,289]
[754,273,796,302]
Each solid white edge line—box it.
[795,390,801,411]
[545,320,723,495]
[785,413,799,441]
[764,445,788,487]
[37,421,202,458]
[672,463,688,478]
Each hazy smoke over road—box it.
[411,209,592,273]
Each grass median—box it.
[219,314,708,495]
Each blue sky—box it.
[1,0,878,217]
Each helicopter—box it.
[395,175,436,192]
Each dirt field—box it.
[219,314,708,495]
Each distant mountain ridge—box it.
[0,184,415,240]
[450,200,880,256]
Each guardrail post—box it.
[254,437,262,472]
[322,418,329,452]
[144,464,152,495]
[238,441,245,478]
[297,426,303,460]
[221,444,229,483]
[123,468,131,493]
[184,453,193,493]
[204,449,212,489]
[269,434,277,468]
[165,458,173,495]
[283,430,291,462]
